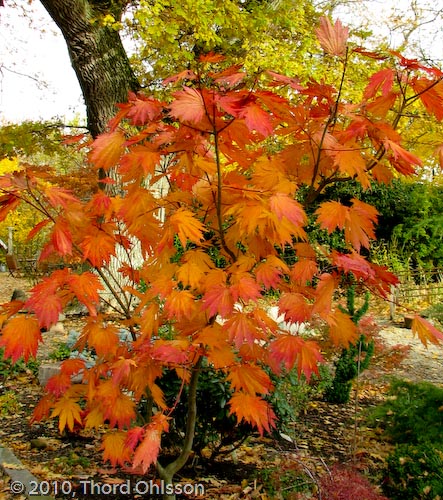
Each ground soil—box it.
[0,272,442,499]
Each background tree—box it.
[38,0,140,138]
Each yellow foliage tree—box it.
[0,158,47,266]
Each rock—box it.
[10,288,27,302]
[30,438,49,450]
[49,322,65,335]
[37,362,61,386]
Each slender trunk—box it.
[156,356,203,500]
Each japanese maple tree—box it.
[1,17,443,497]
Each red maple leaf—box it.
[239,101,274,137]
[51,217,73,256]
[269,335,323,380]
[132,415,169,474]
[364,68,395,99]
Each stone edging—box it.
[0,442,54,500]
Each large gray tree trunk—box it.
[39,0,140,138]
[39,1,143,315]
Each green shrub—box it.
[257,461,314,499]
[156,362,330,458]
[367,379,443,446]
[324,287,374,404]
[49,342,72,361]
[384,443,443,500]
[0,348,39,381]
[157,364,252,458]
[368,380,443,499]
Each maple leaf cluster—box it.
[1,17,443,475]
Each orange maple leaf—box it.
[315,201,348,233]
[411,79,443,121]
[278,293,312,324]
[51,397,83,433]
[326,310,358,347]
[312,273,337,318]
[195,324,236,369]
[344,199,378,251]
[176,249,214,289]
[229,392,276,435]
[256,258,286,289]
[68,272,103,316]
[0,316,42,362]
[169,87,206,125]
[102,431,133,467]
[85,407,105,429]
[90,131,126,170]
[119,146,161,180]
[227,364,273,395]
[44,185,79,209]
[95,381,136,429]
[27,219,51,241]
[316,17,349,57]
[163,289,197,321]
[169,208,205,248]
[385,140,422,175]
[60,358,86,378]
[291,260,318,285]
[412,315,443,347]
[51,217,73,256]
[229,275,262,303]
[80,224,117,266]
[32,395,54,423]
[81,318,119,356]
[269,193,307,228]
[107,394,137,431]
[316,199,378,251]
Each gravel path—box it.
[378,323,443,385]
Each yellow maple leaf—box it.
[50,397,83,433]
[102,431,132,467]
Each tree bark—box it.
[39,0,140,137]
